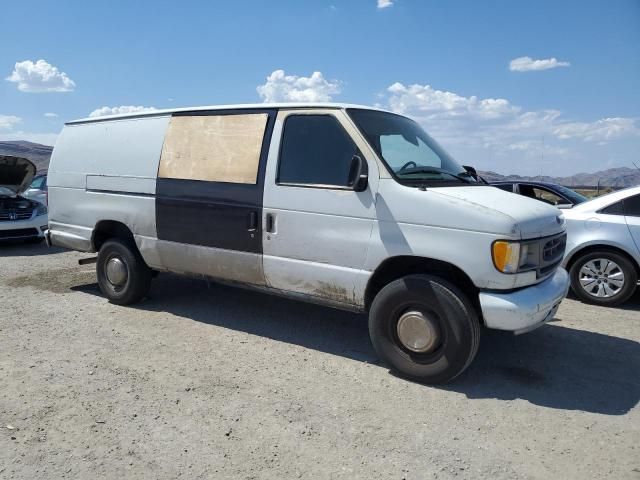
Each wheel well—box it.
[566,244,640,275]
[92,220,135,252]
[365,256,480,314]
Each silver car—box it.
[563,186,640,306]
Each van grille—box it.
[0,209,34,222]
[538,233,566,279]
[543,235,566,262]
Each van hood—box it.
[0,155,36,195]
[431,186,565,239]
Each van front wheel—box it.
[96,239,152,305]
[369,275,480,384]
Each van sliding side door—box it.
[154,109,276,286]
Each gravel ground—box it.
[1,242,639,479]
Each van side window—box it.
[159,113,268,184]
[278,115,358,187]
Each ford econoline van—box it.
[47,104,570,383]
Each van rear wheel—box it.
[369,275,480,384]
[96,238,152,305]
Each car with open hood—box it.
[0,155,49,242]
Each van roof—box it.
[67,103,394,125]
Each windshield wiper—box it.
[397,166,473,184]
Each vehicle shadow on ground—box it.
[565,289,640,312]
[0,242,67,257]
[73,273,639,416]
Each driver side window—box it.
[277,115,359,187]
[532,187,568,205]
[520,185,567,205]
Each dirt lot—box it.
[1,243,639,479]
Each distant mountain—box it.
[479,167,640,189]
[0,141,53,173]
[0,140,638,188]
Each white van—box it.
[47,104,569,383]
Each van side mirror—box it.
[463,164,480,180]
[462,164,487,184]
[348,155,368,192]
[462,165,477,176]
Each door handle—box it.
[265,213,275,233]
[247,211,258,231]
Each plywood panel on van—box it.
[158,114,268,184]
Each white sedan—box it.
[562,185,640,306]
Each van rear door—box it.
[154,109,276,285]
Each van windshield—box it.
[348,109,477,186]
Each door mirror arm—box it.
[462,164,488,184]
[349,155,369,192]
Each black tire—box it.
[369,274,480,384]
[569,250,637,306]
[96,238,152,305]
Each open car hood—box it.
[0,155,36,195]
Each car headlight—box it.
[35,204,48,216]
[492,240,531,273]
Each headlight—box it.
[35,204,48,216]
[492,240,531,274]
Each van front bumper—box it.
[479,268,570,334]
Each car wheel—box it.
[96,238,152,305]
[369,274,480,384]
[569,250,638,306]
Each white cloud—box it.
[0,115,21,130]
[377,0,393,8]
[553,118,640,142]
[380,82,640,175]
[44,112,58,118]
[387,83,520,120]
[257,70,341,103]
[6,59,76,92]
[509,56,570,72]
[89,105,158,118]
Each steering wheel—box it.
[399,161,417,171]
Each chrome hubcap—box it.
[396,310,441,353]
[578,258,624,298]
[105,257,128,286]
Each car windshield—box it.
[348,109,477,186]
[554,185,588,204]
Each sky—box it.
[0,0,639,176]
